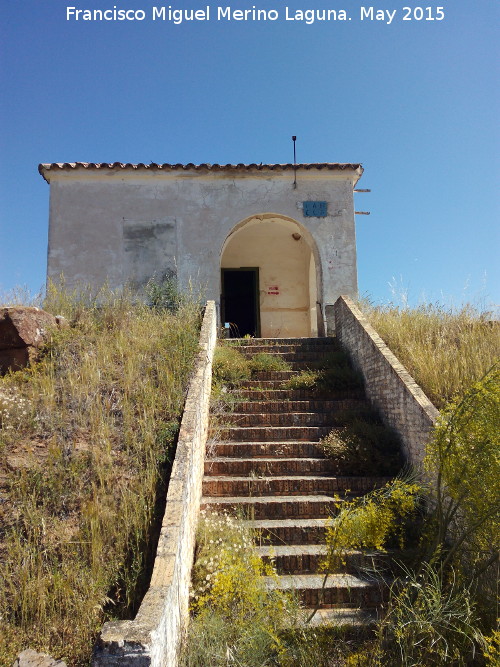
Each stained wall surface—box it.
[43,165,361,335]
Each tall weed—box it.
[377,564,485,666]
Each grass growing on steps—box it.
[247,352,291,373]
[361,301,500,408]
[281,348,363,393]
[212,346,291,382]
[0,285,201,665]
[212,346,251,386]
[211,347,291,407]
[280,369,319,390]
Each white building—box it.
[40,161,363,337]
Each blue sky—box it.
[1,0,498,308]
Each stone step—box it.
[248,370,297,381]
[236,388,365,401]
[201,494,342,520]
[229,399,366,414]
[213,426,331,441]
[202,475,390,498]
[237,380,363,394]
[246,359,345,371]
[264,573,387,608]
[215,412,338,427]
[250,518,327,545]
[238,380,299,390]
[209,440,327,458]
[240,350,339,362]
[257,545,390,575]
[303,607,378,628]
[258,543,327,573]
[204,457,340,476]
[225,337,337,347]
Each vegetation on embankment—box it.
[0,283,201,665]
[352,302,500,663]
[361,301,500,408]
[344,367,500,665]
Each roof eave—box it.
[39,161,363,184]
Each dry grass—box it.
[0,285,200,665]
[361,302,500,408]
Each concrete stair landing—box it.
[202,337,391,627]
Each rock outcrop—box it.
[0,307,67,374]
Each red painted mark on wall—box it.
[268,285,279,295]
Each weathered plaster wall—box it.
[93,301,217,666]
[308,253,318,336]
[45,168,359,324]
[221,217,312,337]
[334,296,439,467]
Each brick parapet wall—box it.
[93,300,217,666]
[333,296,439,467]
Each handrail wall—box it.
[334,296,439,466]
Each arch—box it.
[220,213,324,338]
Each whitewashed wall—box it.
[44,166,360,329]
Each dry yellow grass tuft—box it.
[361,302,499,408]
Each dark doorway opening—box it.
[221,268,260,338]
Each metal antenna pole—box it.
[292,135,297,189]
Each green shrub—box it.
[305,478,423,628]
[330,370,500,663]
[212,346,250,386]
[248,352,291,373]
[322,478,423,570]
[425,364,500,628]
[144,273,184,313]
[319,418,403,476]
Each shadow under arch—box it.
[220,213,325,338]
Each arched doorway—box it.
[220,214,322,338]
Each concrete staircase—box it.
[202,337,392,626]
